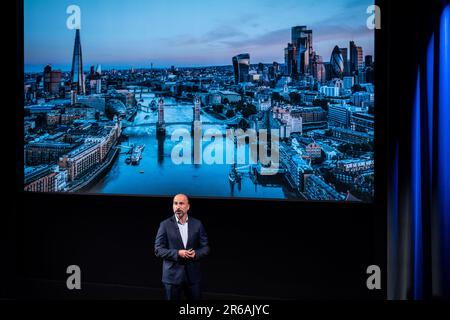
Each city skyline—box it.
[24,0,374,72]
[24,0,375,202]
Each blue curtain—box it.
[388,2,450,300]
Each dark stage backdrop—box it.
[14,193,385,299]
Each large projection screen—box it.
[23,0,375,202]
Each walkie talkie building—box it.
[232,53,250,84]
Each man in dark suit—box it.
[154,194,210,300]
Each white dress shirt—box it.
[175,214,188,248]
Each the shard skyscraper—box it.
[70,29,85,95]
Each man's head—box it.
[173,194,190,218]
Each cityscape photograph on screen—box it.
[23,0,375,201]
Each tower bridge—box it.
[156,98,165,136]
[123,95,250,130]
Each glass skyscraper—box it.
[330,45,344,79]
[350,41,364,75]
[232,53,250,84]
[70,29,85,95]
[291,26,313,76]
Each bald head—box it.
[174,194,189,204]
[173,194,190,219]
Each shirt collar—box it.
[175,213,188,225]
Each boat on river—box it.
[131,144,145,165]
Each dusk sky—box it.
[24,0,374,72]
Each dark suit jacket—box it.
[154,215,210,285]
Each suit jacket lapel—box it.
[170,216,185,249]
[186,219,194,249]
